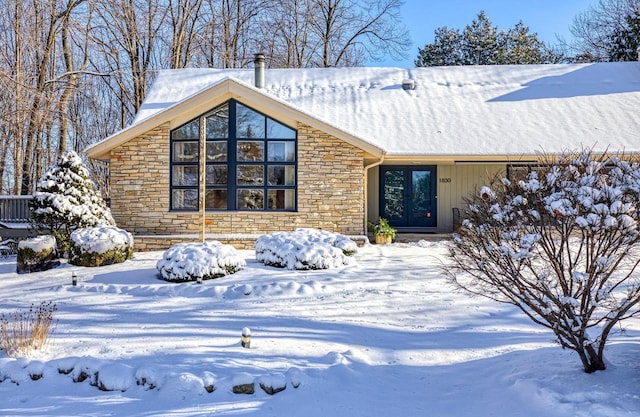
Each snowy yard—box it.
[1,240,640,417]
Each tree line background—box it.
[0,0,410,195]
[1,0,638,196]
[415,1,640,66]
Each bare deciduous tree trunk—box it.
[56,1,90,154]
[21,0,58,194]
[12,0,25,194]
[94,0,167,115]
[0,0,410,194]
[169,0,204,68]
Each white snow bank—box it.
[255,228,357,270]
[2,243,640,417]
[96,363,136,391]
[0,356,248,397]
[257,373,287,394]
[232,372,254,386]
[159,372,206,397]
[156,240,246,282]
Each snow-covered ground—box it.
[1,240,639,417]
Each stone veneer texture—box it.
[109,123,365,250]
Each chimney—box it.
[254,53,265,89]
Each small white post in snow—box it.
[241,327,251,348]
[71,271,77,286]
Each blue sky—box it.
[380,0,597,66]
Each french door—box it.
[380,166,437,228]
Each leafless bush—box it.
[448,149,640,373]
[0,301,58,358]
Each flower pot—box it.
[375,235,392,245]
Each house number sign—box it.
[439,178,452,183]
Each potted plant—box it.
[369,218,396,244]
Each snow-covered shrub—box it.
[156,241,246,282]
[68,226,134,267]
[255,228,357,270]
[258,373,287,395]
[30,150,114,255]
[232,372,255,394]
[96,363,136,392]
[16,235,60,274]
[448,149,640,373]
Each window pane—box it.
[172,166,198,186]
[173,142,198,162]
[236,104,265,138]
[237,189,264,210]
[267,141,295,162]
[172,119,200,140]
[170,101,298,212]
[205,189,227,209]
[507,165,544,182]
[267,165,295,186]
[206,166,227,185]
[384,170,404,219]
[237,141,264,162]
[268,189,295,210]
[206,104,228,138]
[207,141,227,161]
[237,165,264,185]
[267,119,296,139]
[172,189,198,210]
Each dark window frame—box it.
[507,162,616,184]
[506,164,548,183]
[170,100,298,212]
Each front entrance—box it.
[380,166,437,228]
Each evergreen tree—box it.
[414,27,464,66]
[30,150,115,254]
[609,12,640,61]
[462,11,500,65]
[416,11,562,67]
[500,22,558,64]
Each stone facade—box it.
[109,123,365,251]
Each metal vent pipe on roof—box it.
[254,53,265,89]
[402,79,415,90]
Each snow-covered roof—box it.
[87,63,640,159]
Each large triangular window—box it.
[170,100,297,211]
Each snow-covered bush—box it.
[30,150,114,255]
[16,235,60,274]
[68,226,134,267]
[448,149,640,373]
[156,241,246,282]
[255,228,357,270]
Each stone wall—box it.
[109,123,365,250]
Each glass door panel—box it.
[381,166,437,228]
[411,170,435,227]
[382,169,405,224]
